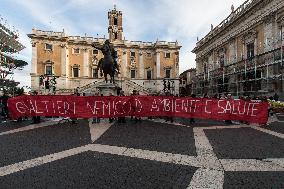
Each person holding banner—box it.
[225,94,233,125]
[31,91,41,124]
[189,94,196,123]
[117,91,126,123]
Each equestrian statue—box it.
[92,40,119,83]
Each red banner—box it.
[8,95,269,124]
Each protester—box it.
[189,93,196,123]
[273,93,279,101]
[71,92,80,124]
[109,93,115,123]
[165,92,173,123]
[31,91,41,124]
[224,94,233,125]
[117,90,126,123]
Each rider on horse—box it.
[93,40,119,76]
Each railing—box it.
[201,48,282,79]
[195,47,283,95]
[125,80,151,94]
[77,80,104,93]
[32,29,65,37]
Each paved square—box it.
[0,151,197,189]
[224,171,284,188]
[204,127,284,159]
[0,119,90,167]
[96,120,197,156]
[0,117,283,188]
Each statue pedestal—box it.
[97,83,117,96]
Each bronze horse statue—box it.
[92,40,118,83]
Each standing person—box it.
[165,92,173,123]
[117,90,126,123]
[225,94,233,124]
[71,92,80,124]
[32,91,41,124]
[131,90,141,123]
[108,93,115,123]
[92,93,101,124]
[273,93,279,101]
[0,93,6,121]
[189,94,196,123]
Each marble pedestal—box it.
[97,83,117,96]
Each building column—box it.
[175,51,179,78]
[139,51,144,79]
[156,51,161,78]
[30,42,38,91]
[83,48,89,77]
[59,44,67,90]
[60,44,67,76]
[122,50,128,78]
[65,46,70,89]
[31,42,37,74]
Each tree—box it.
[0,55,28,94]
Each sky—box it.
[0,0,246,88]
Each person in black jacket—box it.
[32,91,41,124]
[117,91,126,123]
[189,94,196,123]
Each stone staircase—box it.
[77,79,151,95]
[78,80,110,94]
[124,80,151,95]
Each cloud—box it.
[2,0,247,88]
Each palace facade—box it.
[179,68,196,96]
[28,6,181,95]
[192,0,284,98]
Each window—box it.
[73,68,79,77]
[73,48,80,54]
[165,52,171,58]
[147,70,152,80]
[45,65,52,75]
[114,32,118,40]
[93,49,98,55]
[131,70,136,78]
[45,44,53,51]
[114,17,118,26]
[93,68,98,78]
[146,52,152,58]
[131,51,135,57]
[165,69,171,78]
[247,43,254,59]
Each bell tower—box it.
[108,5,123,42]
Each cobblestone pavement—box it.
[0,117,283,188]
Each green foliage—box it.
[13,59,28,69]
[3,86,25,96]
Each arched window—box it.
[114,17,118,26]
